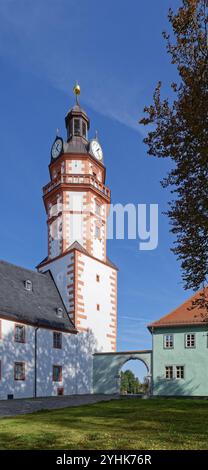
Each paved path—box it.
[0,394,118,418]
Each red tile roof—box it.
[148,288,208,330]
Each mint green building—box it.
[150,325,208,396]
[93,290,208,396]
[149,290,208,396]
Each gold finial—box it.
[73,82,81,104]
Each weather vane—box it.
[73,81,81,104]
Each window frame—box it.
[82,120,87,138]
[56,308,63,318]
[53,332,62,349]
[14,324,26,343]
[165,365,173,380]
[25,280,32,291]
[53,365,62,382]
[73,118,81,136]
[163,334,174,349]
[175,365,185,380]
[14,362,25,381]
[165,365,185,380]
[185,333,196,349]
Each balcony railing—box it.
[43,174,110,199]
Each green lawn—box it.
[0,398,208,450]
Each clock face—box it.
[90,140,103,161]
[51,138,63,159]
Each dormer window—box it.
[56,307,63,318]
[25,280,32,291]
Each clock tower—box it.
[37,85,117,352]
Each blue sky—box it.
[0,0,190,379]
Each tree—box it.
[120,369,144,394]
[140,0,208,309]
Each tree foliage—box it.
[120,369,148,394]
[140,0,208,305]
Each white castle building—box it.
[0,85,118,400]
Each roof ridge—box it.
[0,259,46,277]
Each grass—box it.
[0,398,208,450]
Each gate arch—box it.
[93,350,152,395]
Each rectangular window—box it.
[95,226,100,239]
[82,121,87,138]
[14,362,25,381]
[96,304,100,311]
[74,119,81,136]
[185,333,195,348]
[96,274,100,282]
[164,334,174,349]
[165,366,173,379]
[176,366,184,379]
[53,332,62,349]
[53,365,62,382]
[95,201,101,216]
[14,324,25,343]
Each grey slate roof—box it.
[63,136,89,154]
[0,260,76,333]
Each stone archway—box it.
[93,350,152,395]
[119,357,150,395]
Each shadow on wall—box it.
[93,353,152,395]
[153,376,200,396]
[0,326,98,399]
[74,330,98,394]
[0,327,35,399]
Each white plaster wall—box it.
[0,319,35,399]
[78,253,116,352]
[65,160,85,175]
[0,318,94,399]
[36,329,93,396]
[64,192,84,248]
[65,214,84,247]
[39,253,74,312]
[50,216,62,259]
[93,226,105,261]
[66,191,84,211]
[71,160,83,174]
[91,194,106,261]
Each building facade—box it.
[37,97,117,352]
[0,86,207,400]
[149,289,208,396]
[0,89,117,400]
[0,261,96,400]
